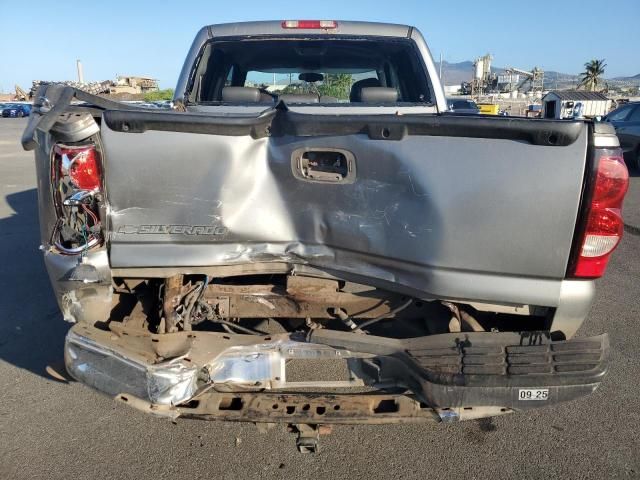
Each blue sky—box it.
[0,0,638,91]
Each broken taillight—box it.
[51,143,103,253]
[572,149,629,278]
[54,144,102,191]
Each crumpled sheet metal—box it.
[65,329,198,405]
[204,340,361,389]
[64,328,362,406]
[44,248,113,324]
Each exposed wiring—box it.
[197,299,264,335]
[357,299,414,331]
[186,286,264,335]
[81,225,89,258]
[220,322,235,334]
[442,301,484,332]
[81,204,99,226]
[459,309,484,332]
[331,307,363,333]
[210,319,264,335]
[183,276,209,330]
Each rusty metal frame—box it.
[177,392,440,424]
[115,390,514,425]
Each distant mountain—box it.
[439,60,640,89]
[613,73,640,81]
[438,61,480,85]
[439,60,548,85]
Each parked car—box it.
[2,104,31,118]
[603,101,640,171]
[446,97,480,114]
[153,100,173,109]
[22,20,629,451]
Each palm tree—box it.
[579,59,607,91]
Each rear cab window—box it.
[186,37,434,107]
[244,70,379,102]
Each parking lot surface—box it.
[0,117,638,479]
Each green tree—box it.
[280,83,313,95]
[579,59,606,91]
[317,74,352,99]
[143,88,174,101]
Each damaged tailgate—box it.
[102,110,589,304]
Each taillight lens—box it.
[281,20,337,29]
[591,156,629,207]
[573,150,628,278]
[54,144,101,191]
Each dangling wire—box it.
[357,299,414,331]
[81,224,89,259]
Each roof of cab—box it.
[205,20,412,39]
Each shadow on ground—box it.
[0,188,70,379]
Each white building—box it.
[542,90,611,119]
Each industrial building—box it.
[469,54,544,98]
[109,76,159,95]
[542,90,611,119]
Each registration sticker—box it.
[518,388,549,401]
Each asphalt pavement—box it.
[0,117,638,479]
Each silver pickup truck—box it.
[23,20,629,450]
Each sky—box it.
[0,0,638,92]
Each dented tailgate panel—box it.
[103,121,588,298]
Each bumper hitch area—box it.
[65,323,608,425]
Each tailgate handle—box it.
[292,148,356,184]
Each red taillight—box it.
[54,144,101,191]
[281,20,338,29]
[573,151,629,278]
[591,156,629,208]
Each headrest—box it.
[360,87,399,103]
[349,78,381,102]
[221,86,262,103]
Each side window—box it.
[627,106,640,122]
[384,63,403,101]
[225,65,235,86]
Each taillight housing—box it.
[51,143,103,254]
[572,148,629,278]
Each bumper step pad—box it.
[308,330,608,410]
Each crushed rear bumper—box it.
[308,329,608,411]
[65,323,608,423]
